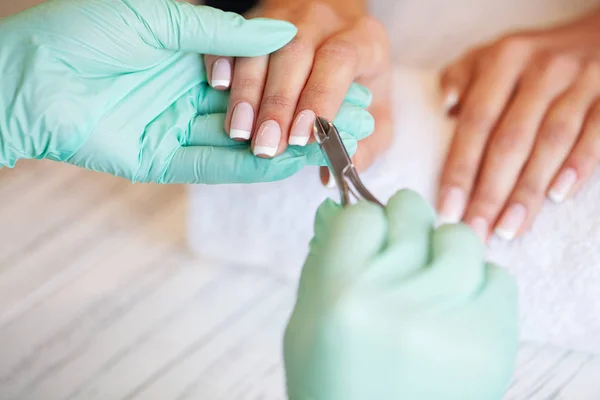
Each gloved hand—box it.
[0,0,373,183]
[284,190,518,400]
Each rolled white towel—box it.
[187,66,600,354]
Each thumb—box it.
[140,0,297,56]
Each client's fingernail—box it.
[324,169,337,189]
[443,89,459,113]
[469,217,489,243]
[438,186,466,223]
[230,102,254,140]
[495,204,526,241]
[289,110,315,146]
[254,120,281,158]
[211,58,232,89]
[549,168,577,204]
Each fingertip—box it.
[386,189,436,223]
[314,197,343,232]
[243,18,298,55]
[331,200,387,240]
[433,222,483,258]
[442,87,460,114]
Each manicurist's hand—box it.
[284,190,518,400]
[0,0,374,184]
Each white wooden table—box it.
[0,160,599,400]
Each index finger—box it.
[294,16,388,121]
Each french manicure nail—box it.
[549,168,577,204]
[230,102,254,140]
[469,217,489,243]
[211,58,232,89]
[495,204,527,241]
[254,120,281,157]
[324,169,337,189]
[289,110,316,146]
[438,186,466,224]
[443,89,459,113]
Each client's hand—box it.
[284,190,518,400]
[439,7,600,241]
[203,1,393,181]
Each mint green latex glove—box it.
[0,0,373,183]
[284,190,518,400]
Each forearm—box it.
[259,0,366,19]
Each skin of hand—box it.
[284,190,518,400]
[438,7,600,241]
[0,0,375,184]
[203,0,393,182]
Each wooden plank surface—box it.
[1,160,599,400]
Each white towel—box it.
[188,66,600,354]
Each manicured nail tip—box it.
[211,79,230,89]
[495,203,526,241]
[495,228,516,241]
[253,145,278,157]
[325,177,337,189]
[289,136,309,146]
[443,90,459,112]
[548,190,565,204]
[548,168,577,204]
[230,128,251,140]
[438,186,466,224]
[438,215,457,225]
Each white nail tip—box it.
[325,174,337,189]
[495,228,516,241]
[289,136,309,146]
[438,215,458,225]
[443,90,459,112]
[230,129,251,140]
[548,190,565,204]
[211,79,230,88]
[253,145,278,157]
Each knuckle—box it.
[260,94,295,111]
[539,118,574,148]
[492,126,526,153]
[515,178,543,199]
[302,80,334,102]
[357,15,387,37]
[235,77,263,91]
[294,1,341,27]
[530,53,579,80]
[489,36,533,62]
[276,36,313,59]
[317,38,358,64]
[309,0,335,16]
[473,196,500,215]
[572,146,600,173]
[444,160,476,188]
[471,189,502,216]
[459,107,495,134]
